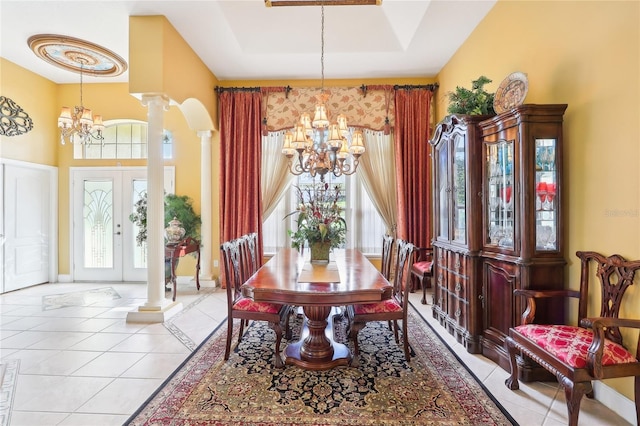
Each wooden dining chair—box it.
[410,246,433,305]
[220,238,290,368]
[505,251,640,426]
[348,239,415,367]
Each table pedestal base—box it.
[285,306,351,370]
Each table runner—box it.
[297,261,341,283]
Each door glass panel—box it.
[437,141,449,240]
[132,180,148,269]
[83,180,114,268]
[486,140,514,249]
[452,134,466,243]
[535,138,558,251]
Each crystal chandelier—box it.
[281,4,365,182]
[57,59,105,145]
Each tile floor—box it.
[0,281,633,426]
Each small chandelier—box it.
[58,59,105,145]
[281,4,365,182]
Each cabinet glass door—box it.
[452,135,466,243]
[486,140,514,249]
[436,141,449,240]
[535,138,558,251]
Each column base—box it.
[126,301,183,323]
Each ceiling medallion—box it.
[27,34,127,76]
[265,0,381,6]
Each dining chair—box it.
[348,239,415,367]
[410,246,433,305]
[220,238,290,368]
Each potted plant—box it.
[446,75,496,115]
[285,182,347,263]
[129,192,202,283]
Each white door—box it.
[2,162,54,292]
[72,167,174,281]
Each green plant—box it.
[129,192,201,247]
[447,76,496,115]
[285,182,347,251]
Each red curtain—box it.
[393,88,433,248]
[218,90,264,265]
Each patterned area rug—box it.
[126,307,516,425]
[42,287,120,310]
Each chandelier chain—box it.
[320,5,325,92]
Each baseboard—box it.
[594,381,636,425]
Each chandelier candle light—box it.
[58,58,105,145]
[281,4,365,182]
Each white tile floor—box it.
[0,282,633,426]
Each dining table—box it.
[241,248,393,370]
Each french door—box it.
[72,167,174,281]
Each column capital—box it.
[197,130,213,139]
[140,94,170,111]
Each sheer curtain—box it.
[357,129,397,234]
[261,130,294,220]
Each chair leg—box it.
[504,336,520,390]
[237,318,246,344]
[350,321,366,367]
[224,317,234,360]
[392,320,400,344]
[268,321,284,369]
[401,318,411,362]
[563,381,591,426]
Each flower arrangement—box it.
[286,182,347,253]
[447,75,496,115]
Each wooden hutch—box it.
[431,104,568,380]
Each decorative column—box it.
[127,94,183,323]
[198,130,213,280]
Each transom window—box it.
[73,120,173,160]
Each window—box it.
[73,120,173,160]
[262,172,385,256]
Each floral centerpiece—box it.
[286,182,347,263]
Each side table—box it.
[164,237,201,301]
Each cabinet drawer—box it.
[448,252,466,274]
[447,272,467,300]
[447,294,467,329]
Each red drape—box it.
[218,91,264,271]
[393,89,433,248]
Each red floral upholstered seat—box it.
[505,251,640,426]
[234,297,281,314]
[353,298,402,315]
[515,324,637,368]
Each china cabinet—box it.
[479,104,568,380]
[430,114,490,353]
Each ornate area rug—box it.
[126,307,516,425]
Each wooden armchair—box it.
[410,246,433,305]
[505,251,640,426]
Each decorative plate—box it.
[493,72,528,114]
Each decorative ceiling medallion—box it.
[27,34,127,76]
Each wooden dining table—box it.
[241,248,392,370]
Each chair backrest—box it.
[392,239,415,303]
[576,251,640,346]
[381,234,395,280]
[220,238,244,304]
[243,232,260,276]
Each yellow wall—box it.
[437,0,639,400]
[0,58,59,165]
